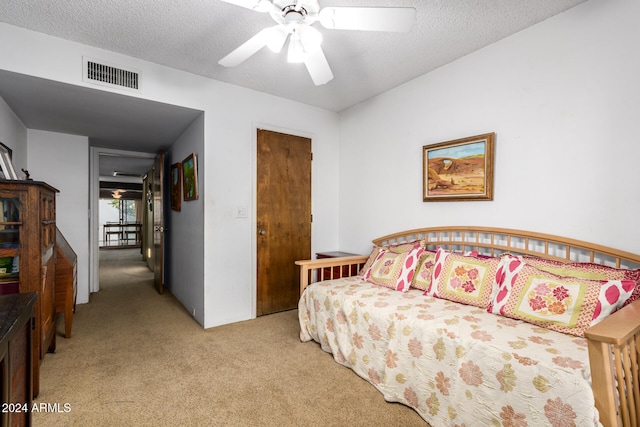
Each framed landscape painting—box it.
[423,133,495,202]
[182,153,198,201]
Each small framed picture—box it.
[170,162,182,211]
[423,133,495,202]
[0,143,18,180]
[182,153,198,201]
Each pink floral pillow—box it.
[395,246,425,292]
[592,280,636,323]
[365,246,424,292]
[410,251,436,291]
[488,256,635,337]
[521,255,640,307]
[426,248,500,308]
[359,240,424,276]
[361,247,383,279]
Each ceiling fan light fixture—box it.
[287,33,306,63]
[266,26,289,53]
[287,24,322,63]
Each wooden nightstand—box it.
[316,251,358,259]
[316,251,361,279]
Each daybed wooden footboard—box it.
[297,227,640,427]
[296,255,368,294]
[586,299,640,427]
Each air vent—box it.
[83,57,140,91]
[113,171,143,178]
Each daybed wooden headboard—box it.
[296,226,640,427]
[373,226,640,268]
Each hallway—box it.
[98,248,150,287]
[32,247,199,425]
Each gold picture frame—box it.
[423,133,495,202]
[182,153,198,201]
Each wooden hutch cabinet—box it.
[55,227,77,339]
[0,180,58,397]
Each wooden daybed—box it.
[296,227,640,426]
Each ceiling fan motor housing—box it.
[283,5,307,26]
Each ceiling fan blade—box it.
[319,7,416,32]
[218,0,260,10]
[219,26,281,67]
[266,25,289,53]
[219,0,278,13]
[304,47,333,86]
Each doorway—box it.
[256,129,312,316]
[89,148,156,293]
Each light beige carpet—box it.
[33,248,425,426]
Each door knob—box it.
[258,229,266,235]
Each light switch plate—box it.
[235,206,248,218]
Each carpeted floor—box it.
[33,248,426,426]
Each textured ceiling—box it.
[0,0,586,178]
[0,0,586,112]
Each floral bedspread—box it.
[298,277,602,426]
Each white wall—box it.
[204,86,340,327]
[166,114,205,324]
[26,129,91,303]
[0,21,341,328]
[338,0,640,256]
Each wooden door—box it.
[153,151,164,294]
[256,130,311,316]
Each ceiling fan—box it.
[218,0,416,85]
